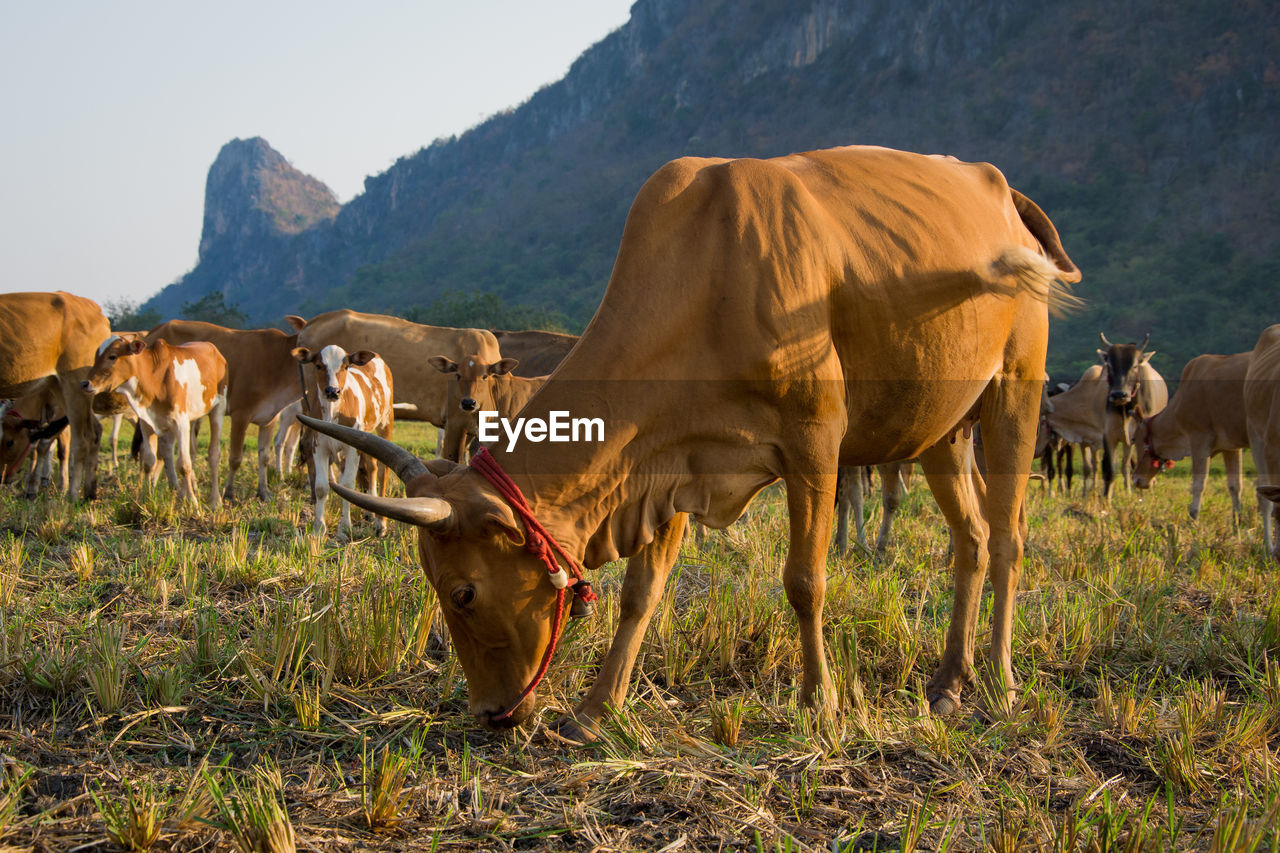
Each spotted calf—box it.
[83,336,228,507]
[292,345,394,539]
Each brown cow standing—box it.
[145,320,302,501]
[428,355,548,462]
[0,292,109,499]
[304,145,1080,737]
[84,337,228,507]
[1133,351,1252,521]
[1244,325,1280,559]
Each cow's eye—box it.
[451,585,476,609]
[108,355,117,361]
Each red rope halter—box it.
[469,448,597,722]
[1141,417,1174,470]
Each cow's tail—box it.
[986,245,1084,318]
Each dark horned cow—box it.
[301,145,1080,737]
[1097,333,1168,496]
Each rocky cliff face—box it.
[145,0,1280,374]
[149,137,337,317]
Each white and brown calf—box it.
[293,345,394,539]
[83,336,228,507]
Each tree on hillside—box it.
[181,292,248,328]
[103,298,161,333]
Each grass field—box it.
[1,421,1279,851]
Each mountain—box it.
[143,0,1280,379]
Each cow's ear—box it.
[429,356,457,374]
[291,347,312,364]
[346,350,377,366]
[1139,351,1156,364]
[489,358,519,376]
[285,315,307,331]
[1096,348,1107,362]
[128,340,145,355]
[480,499,525,547]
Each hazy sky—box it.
[0,1,635,310]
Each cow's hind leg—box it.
[919,437,988,714]
[207,403,225,510]
[875,462,907,556]
[223,415,248,503]
[557,513,688,743]
[1222,449,1243,524]
[974,376,1039,713]
[256,418,278,501]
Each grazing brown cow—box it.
[145,321,302,501]
[428,355,548,462]
[84,337,228,507]
[1,384,69,497]
[1133,351,1252,521]
[490,330,579,377]
[288,311,499,428]
[293,345,394,539]
[1244,325,1280,559]
[1098,333,1169,495]
[0,292,110,499]
[302,145,1080,737]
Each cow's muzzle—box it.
[323,386,341,401]
[80,380,97,394]
[1108,391,1132,404]
[474,708,522,730]
[460,398,478,412]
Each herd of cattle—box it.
[0,293,577,538]
[2,146,1279,738]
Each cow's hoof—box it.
[547,714,600,745]
[927,688,962,716]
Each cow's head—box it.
[292,346,377,404]
[1,411,68,484]
[1132,416,1176,489]
[83,336,146,395]
[295,415,556,729]
[429,354,520,413]
[1097,332,1155,408]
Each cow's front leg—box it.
[311,440,330,539]
[555,513,688,743]
[781,467,838,716]
[1222,449,1243,524]
[172,417,198,505]
[207,406,225,510]
[336,446,361,539]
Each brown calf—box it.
[428,355,547,462]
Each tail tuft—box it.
[987,246,1085,318]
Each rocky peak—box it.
[198,137,338,261]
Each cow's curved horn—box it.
[1139,332,1150,351]
[297,414,428,483]
[1099,332,1112,348]
[329,480,454,530]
